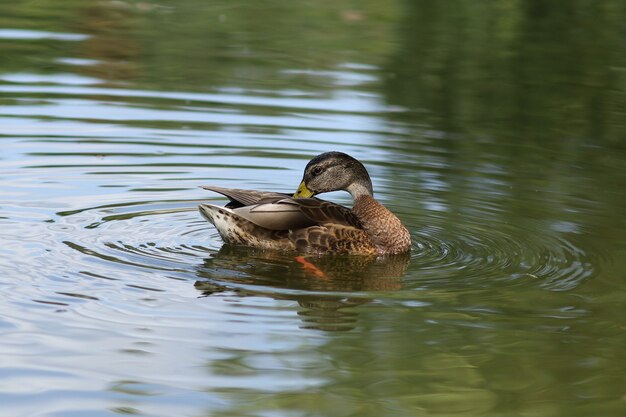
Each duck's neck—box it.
[352,195,411,255]
[346,181,373,200]
[352,195,384,225]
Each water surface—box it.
[1,1,626,416]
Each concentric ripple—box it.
[408,220,594,291]
[55,200,218,279]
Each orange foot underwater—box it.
[295,256,328,279]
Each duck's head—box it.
[293,151,374,199]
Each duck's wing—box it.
[233,199,317,230]
[235,198,362,230]
[200,185,290,207]
[293,198,362,228]
[200,186,362,230]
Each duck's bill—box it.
[293,181,314,198]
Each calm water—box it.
[1,1,626,416]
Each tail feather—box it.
[198,204,292,250]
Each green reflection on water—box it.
[1,1,626,417]
[387,0,626,143]
[0,0,400,90]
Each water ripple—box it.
[51,195,594,296]
[409,220,594,291]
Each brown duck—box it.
[198,151,411,255]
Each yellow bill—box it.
[293,181,314,198]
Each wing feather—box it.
[200,186,362,231]
[200,186,289,207]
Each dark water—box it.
[1,1,626,416]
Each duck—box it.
[198,151,411,255]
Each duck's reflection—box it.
[195,245,410,331]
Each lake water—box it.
[1,1,626,416]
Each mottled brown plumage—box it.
[352,195,412,253]
[198,152,411,255]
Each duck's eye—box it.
[311,166,324,177]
